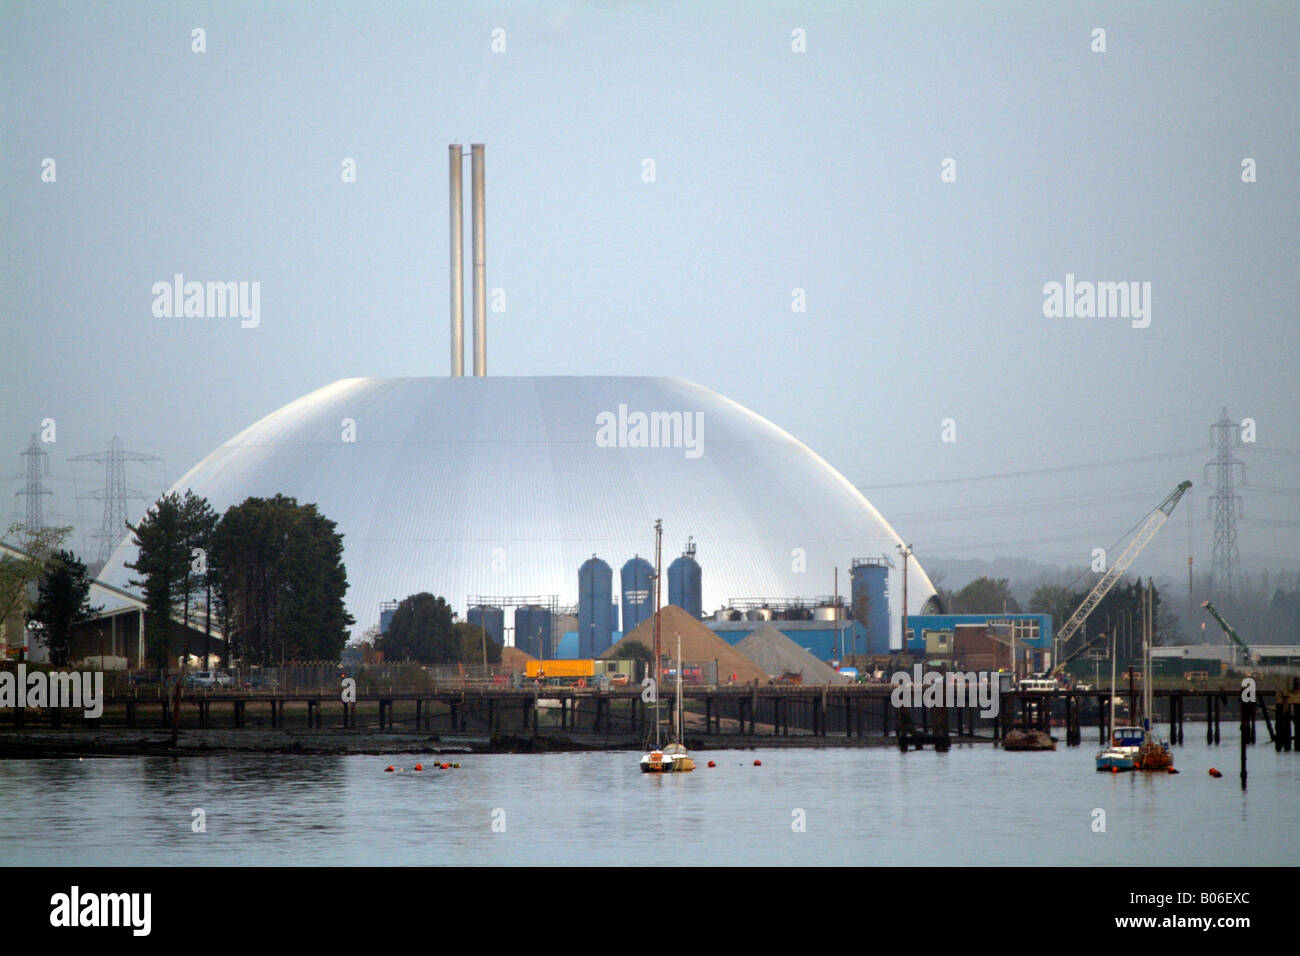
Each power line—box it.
[857,447,1204,491]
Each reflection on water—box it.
[1,726,1296,865]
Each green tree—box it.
[177,493,219,666]
[126,493,191,668]
[0,524,73,651]
[1029,583,1076,632]
[456,621,502,664]
[952,577,1020,613]
[26,550,101,666]
[616,639,653,665]
[210,495,353,665]
[378,592,456,664]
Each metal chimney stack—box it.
[471,143,486,376]
[448,144,464,377]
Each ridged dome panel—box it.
[99,376,936,648]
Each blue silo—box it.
[621,556,655,634]
[379,600,398,635]
[467,605,505,649]
[668,539,703,619]
[851,558,891,655]
[514,604,552,658]
[578,555,614,657]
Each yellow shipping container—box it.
[525,659,596,679]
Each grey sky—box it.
[3,1,1297,586]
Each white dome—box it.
[99,376,935,647]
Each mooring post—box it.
[1240,699,1249,790]
[1214,695,1221,745]
[1206,695,1214,745]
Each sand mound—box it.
[601,605,767,684]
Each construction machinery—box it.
[1050,481,1192,677]
[1200,600,1255,665]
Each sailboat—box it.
[641,520,675,773]
[1096,630,1139,771]
[1133,582,1173,771]
[661,634,695,772]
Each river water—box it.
[2,725,1295,866]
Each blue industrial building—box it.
[850,557,891,653]
[902,613,1053,655]
[513,604,552,658]
[467,604,505,647]
[578,555,615,657]
[707,619,878,662]
[621,556,654,633]
[668,541,703,618]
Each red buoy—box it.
[1110,766,1118,773]
[707,760,715,768]
[753,759,762,766]
[385,765,395,773]
[441,762,450,770]
[1209,768,1222,777]
[413,764,423,772]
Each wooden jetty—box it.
[6,683,1294,755]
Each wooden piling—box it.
[1240,699,1249,790]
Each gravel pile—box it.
[736,624,848,684]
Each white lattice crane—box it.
[1050,480,1192,677]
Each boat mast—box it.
[676,633,683,743]
[653,518,663,749]
[1109,629,1117,740]
[1144,580,1153,731]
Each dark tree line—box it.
[25,549,100,666]
[377,592,501,665]
[127,492,353,668]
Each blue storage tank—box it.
[621,556,655,634]
[556,632,579,659]
[851,558,891,655]
[578,555,615,657]
[513,604,552,659]
[668,540,703,619]
[467,605,505,648]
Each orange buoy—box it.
[413,764,423,772]
[1168,768,1179,774]
[441,762,450,770]
[385,765,395,772]
[1209,768,1222,777]
[707,760,715,768]
[1110,766,1118,773]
